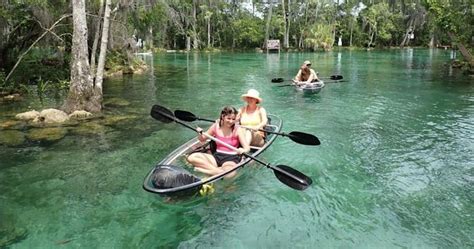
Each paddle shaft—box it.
[177,111,319,145]
[240,125,289,138]
[187,115,292,139]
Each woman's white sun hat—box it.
[241,89,262,103]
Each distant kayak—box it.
[143,114,283,197]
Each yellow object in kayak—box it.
[199,183,215,196]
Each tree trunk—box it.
[400,18,413,48]
[262,1,273,49]
[90,0,104,75]
[94,0,111,92]
[146,26,153,49]
[282,0,288,49]
[186,36,191,51]
[192,0,198,49]
[428,35,434,48]
[349,18,354,46]
[63,0,101,113]
[286,0,291,48]
[207,18,211,48]
[448,32,474,67]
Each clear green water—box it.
[1,49,473,248]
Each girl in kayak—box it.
[237,89,268,147]
[186,106,250,178]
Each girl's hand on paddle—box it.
[196,127,207,143]
[236,147,249,154]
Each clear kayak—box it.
[143,114,283,197]
[295,81,325,94]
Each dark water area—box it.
[0,49,473,248]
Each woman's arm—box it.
[294,69,303,81]
[310,69,319,81]
[258,107,268,130]
[236,107,243,123]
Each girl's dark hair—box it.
[219,106,237,127]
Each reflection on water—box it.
[0,50,473,248]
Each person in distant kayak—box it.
[237,89,268,147]
[293,60,321,86]
[186,106,250,178]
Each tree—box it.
[424,0,473,67]
[262,1,273,49]
[360,3,397,47]
[63,0,101,113]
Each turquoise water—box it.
[1,49,473,248]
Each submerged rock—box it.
[33,109,69,124]
[26,127,67,142]
[0,227,28,248]
[0,130,26,146]
[0,211,28,248]
[71,122,109,136]
[102,114,138,126]
[69,110,93,120]
[15,110,40,121]
[0,120,25,130]
[2,93,22,102]
[103,98,130,107]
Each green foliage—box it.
[34,77,69,103]
[305,24,334,51]
[232,17,264,48]
[423,0,473,45]
[361,3,399,46]
[105,50,128,72]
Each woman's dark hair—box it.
[300,66,311,81]
[219,106,237,127]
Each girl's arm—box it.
[197,123,215,143]
[237,127,250,154]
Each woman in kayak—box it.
[293,60,323,87]
[237,89,268,147]
[187,106,250,178]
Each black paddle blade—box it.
[271,78,285,83]
[288,131,321,145]
[273,165,312,190]
[174,110,197,122]
[150,105,175,123]
[330,75,343,80]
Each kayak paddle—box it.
[271,74,343,83]
[151,105,313,190]
[174,109,320,145]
